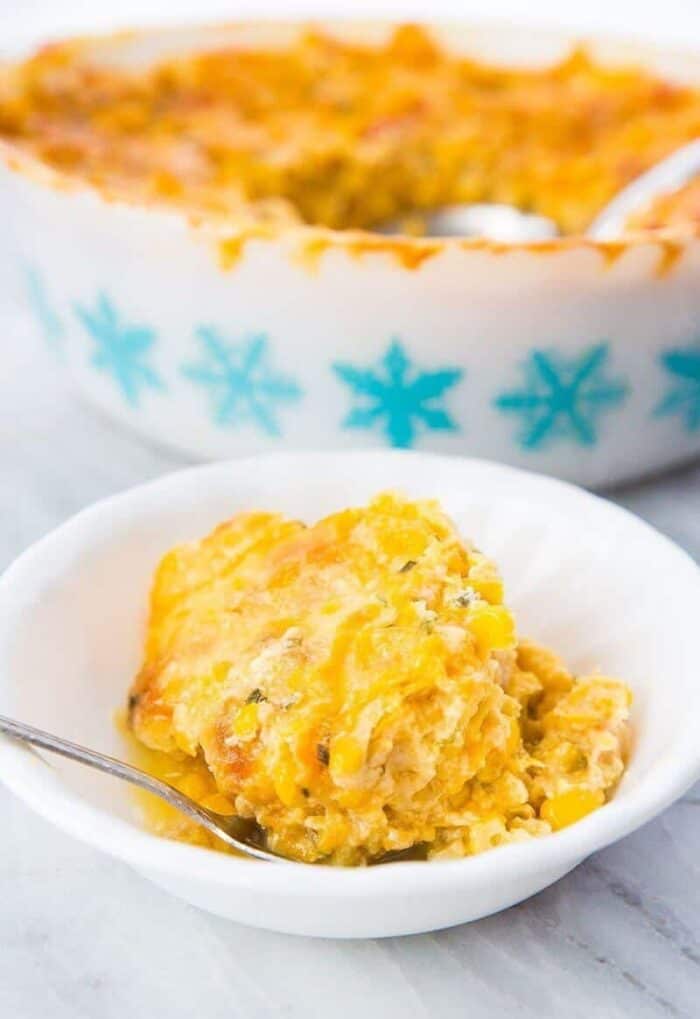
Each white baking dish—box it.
[3,22,700,486]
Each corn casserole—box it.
[1,24,699,235]
[127,493,631,864]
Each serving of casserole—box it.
[127,492,631,864]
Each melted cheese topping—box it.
[1,24,699,235]
[127,493,630,864]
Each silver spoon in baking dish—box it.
[379,137,700,241]
[0,713,286,862]
[0,714,425,865]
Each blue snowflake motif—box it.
[654,343,700,432]
[74,293,164,407]
[494,342,628,450]
[332,339,463,449]
[182,327,302,435]
[24,265,64,353]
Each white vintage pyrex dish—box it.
[3,22,700,488]
[0,450,698,939]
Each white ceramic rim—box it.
[0,450,699,896]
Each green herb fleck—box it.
[246,688,266,704]
[316,743,330,766]
[399,560,417,573]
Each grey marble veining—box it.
[1,305,699,1019]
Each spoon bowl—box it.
[379,138,700,241]
[0,713,285,862]
[0,714,425,867]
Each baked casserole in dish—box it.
[2,22,700,484]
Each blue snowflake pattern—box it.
[74,293,164,406]
[654,343,700,432]
[182,327,302,435]
[332,339,463,448]
[494,342,628,450]
[25,265,64,353]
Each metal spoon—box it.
[587,137,700,239]
[379,137,700,241]
[0,713,427,866]
[377,202,560,241]
[0,713,284,862]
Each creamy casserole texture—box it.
[127,494,631,864]
[1,24,699,235]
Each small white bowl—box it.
[4,21,700,487]
[0,451,698,938]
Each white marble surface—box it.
[1,295,699,1017]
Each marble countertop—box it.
[1,300,699,1019]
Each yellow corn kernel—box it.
[506,718,522,756]
[213,660,232,683]
[321,599,341,615]
[468,604,515,653]
[274,768,299,807]
[338,788,369,809]
[317,816,350,854]
[201,792,236,815]
[468,574,504,605]
[540,788,605,830]
[330,734,365,777]
[150,169,183,198]
[178,771,211,802]
[173,728,198,756]
[232,702,259,739]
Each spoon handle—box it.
[0,713,276,861]
[1,712,184,796]
[588,137,700,240]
